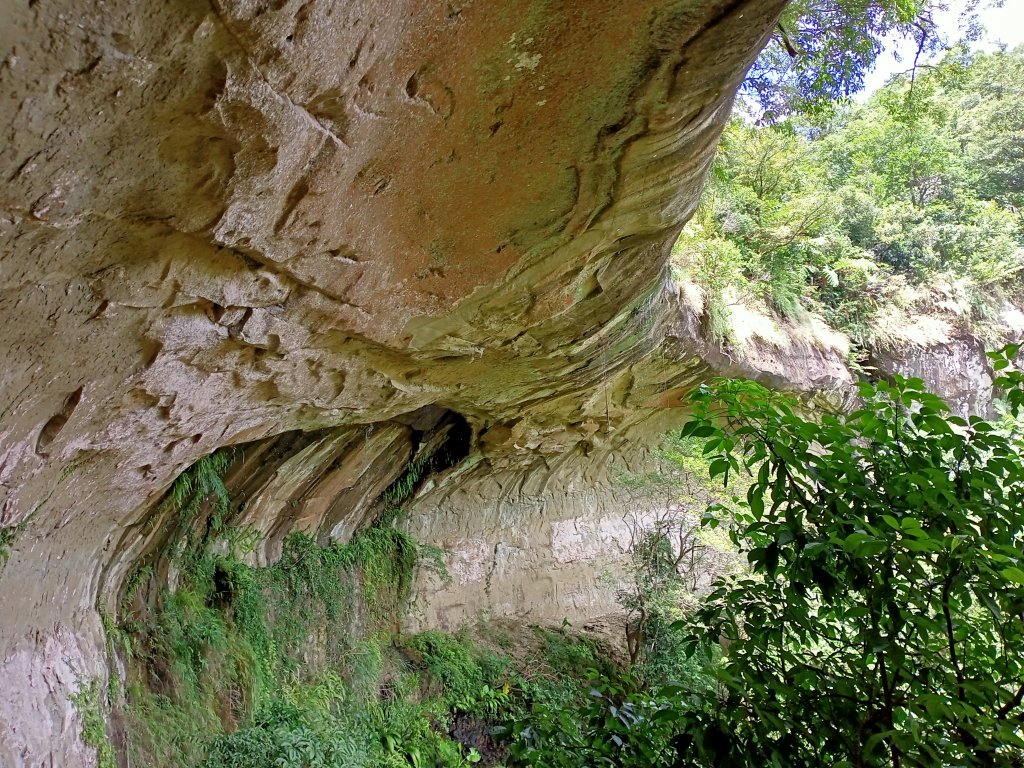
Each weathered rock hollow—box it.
[0,1,811,763]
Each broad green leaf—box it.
[1000,567,1024,585]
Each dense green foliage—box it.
[507,675,685,768]
[675,345,1024,767]
[121,525,429,767]
[105,445,493,768]
[498,348,1024,768]
[0,519,25,565]
[71,678,117,768]
[745,0,994,118]
[678,47,1024,348]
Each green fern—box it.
[378,451,435,527]
[70,678,117,768]
[166,449,233,524]
[0,514,33,565]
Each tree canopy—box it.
[676,345,1024,767]
[745,0,987,118]
[675,46,1024,349]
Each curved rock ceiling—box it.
[0,1,814,763]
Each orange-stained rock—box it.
[0,1,804,763]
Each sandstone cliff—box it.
[1,1,795,763]
[3,1,1012,763]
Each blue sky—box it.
[862,0,1024,94]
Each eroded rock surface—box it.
[402,448,730,634]
[0,1,797,763]
[870,304,1024,418]
[872,337,996,418]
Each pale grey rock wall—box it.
[873,337,996,417]
[871,304,1024,418]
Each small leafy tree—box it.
[745,0,950,118]
[611,439,738,683]
[677,345,1024,767]
[508,675,684,768]
[617,519,704,673]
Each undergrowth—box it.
[105,441,701,768]
[111,446,509,767]
[0,513,33,565]
[121,523,429,766]
[71,677,117,768]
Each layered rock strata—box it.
[0,1,796,763]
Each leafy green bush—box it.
[199,701,375,768]
[122,513,425,767]
[404,631,484,711]
[508,676,686,768]
[369,696,482,768]
[676,344,1024,767]
[0,514,32,565]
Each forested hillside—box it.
[675,46,1024,351]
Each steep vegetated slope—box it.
[673,46,1024,413]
